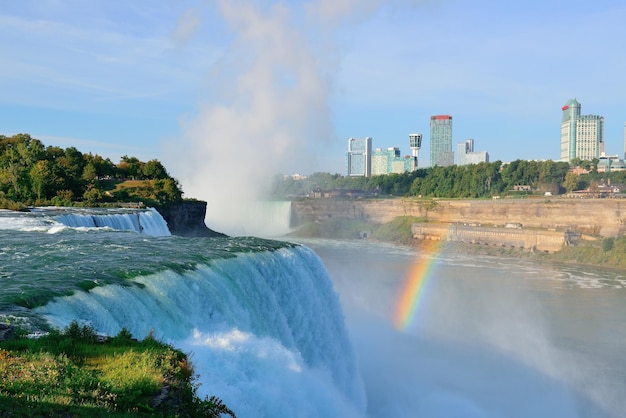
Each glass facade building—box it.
[560,98,604,161]
[371,147,414,175]
[457,138,489,165]
[430,115,454,167]
[346,137,372,177]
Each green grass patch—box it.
[289,218,375,239]
[290,216,428,244]
[371,216,427,245]
[0,322,236,417]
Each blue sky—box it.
[2,0,626,204]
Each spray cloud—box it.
[167,0,415,235]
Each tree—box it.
[30,160,52,200]
[81,162,98,185]
[141,159,169,179]
[118,156,142,179]
[563,172,580,193]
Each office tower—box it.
[457,139,489,166]
[624,122,626,160]
[409,133,422,170]
[430,115,453,166]
[456,139,473,166]
[346,137,372,177]
[371,147,414,175]
[560,98,604,161]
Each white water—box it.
[0,207,171,236]
[35,246,366,417]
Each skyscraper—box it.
[430,115,453,167]
[560,98,604,161]
[346,137,372,177]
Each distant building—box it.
[560,98,604,162]
[409,133,422,170]
[430,115,454,166]
[456,138,489,165]
[371,147,414,175]
[597,153,626,172]
[346,137,372,177]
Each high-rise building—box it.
[623,122,626,160]
[371,147,414,175]
[430,115,453,167]
[560,98,604,161]
[346,137,372,177]
[457,138,489,165]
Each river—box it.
[291,238,626,418]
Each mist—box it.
[164,0,418,235]
[303,239,624,418]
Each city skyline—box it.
[1,1,626,203]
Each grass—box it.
[0,322,236,417]
[289,218,374,240]
[289,216,427,245]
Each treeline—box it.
[271,158,626,199]
[0,133,183,208]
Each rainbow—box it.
[393,239,445,331]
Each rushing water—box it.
[2,207,626,417]
[0,208,365,417]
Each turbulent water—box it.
[0,208,365,417]
[2,206,626,417]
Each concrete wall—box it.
[411,223,566,252]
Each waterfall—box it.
[35,245,366,417]
[2,207,172,236]
[54,208,170,236]
[206,200,293,237]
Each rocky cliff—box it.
[291,198,626,238]
[156,200,226,237]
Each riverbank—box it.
[288,216,626,271]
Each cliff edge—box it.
[156,200,227,237]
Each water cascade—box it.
[35,245,366,417]
[0,207,171,236]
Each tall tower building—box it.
[430,115,453,167]
[346,137,372,177]
[409,133,422,170]
[560,98,604,161]
[623,122,626,160]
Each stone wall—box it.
[411,223,566,252]
[291,198,626,237]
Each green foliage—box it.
[290,218,374,239]
[602,237,614,252]
[372,216,425,244]
[0,133,184,207]
[0,320,236,417]
[269,158,626,200]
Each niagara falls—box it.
[3,1,626,417]
[1,207,625,417]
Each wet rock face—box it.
[156,201,227,238]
